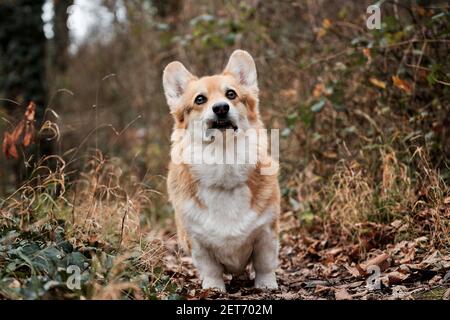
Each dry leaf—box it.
[370,77,386,89]
[392,75,412,94]
[335,287,352,300]
[2,101,36,159]
[387,271,409,285]
[322,18,332,29]
[361,252,390,272]
[314,285,331,294]
[390,219,403,228]
[2,132,19,159]
[316,27,327,39]
[280,89,298,101]
[313,83,325,98]
[363,48,372,64]
[25,102,36,121]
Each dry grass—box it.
[1,0,449,299]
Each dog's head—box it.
[162,50,260,135]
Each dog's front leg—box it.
[252,226,279,289]
[191,240,225,291]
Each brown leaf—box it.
[11,120,25,144]
[312,83,325,98]
[355,264,367,276]
[363,48,372,64]
[335,287,352,300]
[345,264,362,277]
[25,101,36,122]
[399,248,415,264]
[280,89,298,101]
[361,252,390,272]
[392,75,412,94]
[315,284,331,294]
[370,77,386,89]
[322,18,332,29]
[23,125,35,147]
[2,101,36,160]
[2,132,19,159]
[2,132,9,158]
[387,271,409,285]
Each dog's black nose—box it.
[212,103,229,118]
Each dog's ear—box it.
[224,50,258,92]
[163,61,196,111]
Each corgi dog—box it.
[163,50,280,291]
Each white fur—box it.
[181,166,279,290]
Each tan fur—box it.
[247,161,281,233]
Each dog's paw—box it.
[255,273,278,290]
[202,277,226,292]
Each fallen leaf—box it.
[316,27,327,39]
[421,251,442,267]
[335,287,352,300]
[314,285,330,294]
[361,252,390,272]
[344,264,362,277]
[322,18,332,29]
[390,219,403,228]
[280,89,298,101]
[387,271,409,285]
[428,275,441,285]
[312,83,325,98]
[363,48,372,64]
[355,264,367,276]
[443,288,450,300]
[392,75,412,94]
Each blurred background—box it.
[0,0,449,299]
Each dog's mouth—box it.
[209,119,238,131]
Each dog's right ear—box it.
[163,61,196,111]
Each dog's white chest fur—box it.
[183,164,271,274]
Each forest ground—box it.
[162,212,450,300]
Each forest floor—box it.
[162,212,450,300]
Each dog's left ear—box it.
[224,50,258,92]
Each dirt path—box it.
[162,213,450,300]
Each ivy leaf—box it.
[311,99,326,113]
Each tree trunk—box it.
[53,0,73,72]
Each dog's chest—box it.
[191,163,253,189]
[183,164,272,272]
[185,182,255,239]
[184,184,260,273]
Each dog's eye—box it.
[225,89,237,100]
[194,95,207,105]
